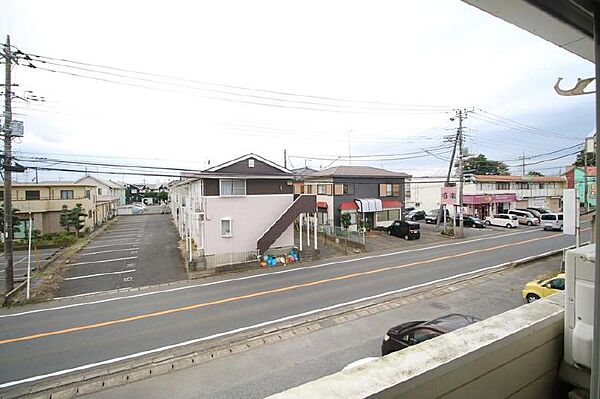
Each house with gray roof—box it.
[300,165,410,229]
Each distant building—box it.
[301,166,410,229]
[565,166,596,207]
[75,175,125,219]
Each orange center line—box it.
[0,233,562,346]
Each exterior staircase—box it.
[257,194,316,255]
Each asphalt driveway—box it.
[56,214,187,298]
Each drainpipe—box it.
[313,213,318,250]
[299,214,303,251]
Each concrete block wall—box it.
[267,293,566,399]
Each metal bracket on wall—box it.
[554,77,596,96]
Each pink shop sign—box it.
[440,186,457,205]
[463,193,517,204]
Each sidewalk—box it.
[86,254,563,399]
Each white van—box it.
[484,214,519,228]
[541,213,563,231]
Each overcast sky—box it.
[1,0,595,183]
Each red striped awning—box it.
[339,201,358,210]
[382,200,403,209]
[316,201,328,208]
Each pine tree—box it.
[60,205,70,233]
[68,203,86,237]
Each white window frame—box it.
[248,159,255,168]
[220,217,233,237]
[219,179,246,196]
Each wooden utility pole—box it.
[3,35,14,293]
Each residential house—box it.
[75,175,125,219]
[301,166,410,229]
[170,154,315,269]
[463,175,566,217]
[124,183,143,204]
[0,182,98,235]
[565,166,596,207]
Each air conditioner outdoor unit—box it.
[561,244,594,389]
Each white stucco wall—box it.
[204,194,295,256]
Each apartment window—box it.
[84,190,91,199]
[60,190,74,199]
[220,218,232,237]
[496,182,510,190]
[317,184,327,195]
[25,190,40,200]
[379,183,401,197]
[392,184,400,197]
[305,185,313,194]
[343,184,355,195]
[334,184,343,195]
[220,179,246,196]
[405,183,411,198]
[98,187,103,195]
[248,159,255,168]
[516,182,529,189]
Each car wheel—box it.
[543,227,549,231]
[526,293,540,303]
[506,223,512,228]
[485,220,491,225]
[527,221,533,226]
[387,230,391,235]
[404,235,409,240]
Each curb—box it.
[0,248,568,398]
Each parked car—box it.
[507,210,540,226]
[527,207,552,215]
[381,314,481,356]
[406,209,426,221]
[541,213,563,231]
[522,272,565,303]
[517,208,542,218]
[387,220,420,240]
[456,215,486,228]
[484,214,519,228]
[424,208,450,224]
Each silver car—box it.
[507,210,540,226]
[541,213,564,231]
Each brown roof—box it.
[310,166,410,178]
[473,175,566,183]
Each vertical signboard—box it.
[440,186,457,206]
[563,189,577,235]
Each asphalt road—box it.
[86,254,564,399]
[56,214,187,298]
[0,223,590,393]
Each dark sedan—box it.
[381,313,480,356]
[455,215,486,228]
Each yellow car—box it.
[522,273,565,303]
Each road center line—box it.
[64,270,136,281]
[0,228,569,319]
[0,234,559,346]
[0,247,566,389]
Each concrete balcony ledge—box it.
[268,293,565,399]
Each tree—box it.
[60,205,70,233]
[527,171,544,177]
[463,154,510,175]
[574,148,595,167]
[60,204,87,236]
[0,204,21,234]
[68,203,87,237]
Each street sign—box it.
[440,186,457,205]
[11,120,24,137]
[585,135,595,153]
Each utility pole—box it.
[520,152,526,176]
[456,109,466,239]
[283,149,287,169]
[3,35,14,293]
[436,130,459,228]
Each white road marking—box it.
[80,248,139,256]
[0,228,569,319]
[0,255,558,389]
[64,270,136,281]
[94,235,141,241]
[53,289,133,300]
[85,242,142,250]
[70,256,138,266]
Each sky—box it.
[1,0,596,183]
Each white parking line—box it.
[94,235,141,241]
[0,228,565,319]
[80,248,139,256]
[70,256,138,267]
[64,270,136,281]
[0,255,558,389]
[85,242,142,250]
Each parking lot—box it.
[0,248,59,294]
[56,214,187,299]
[365,220,543,252]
